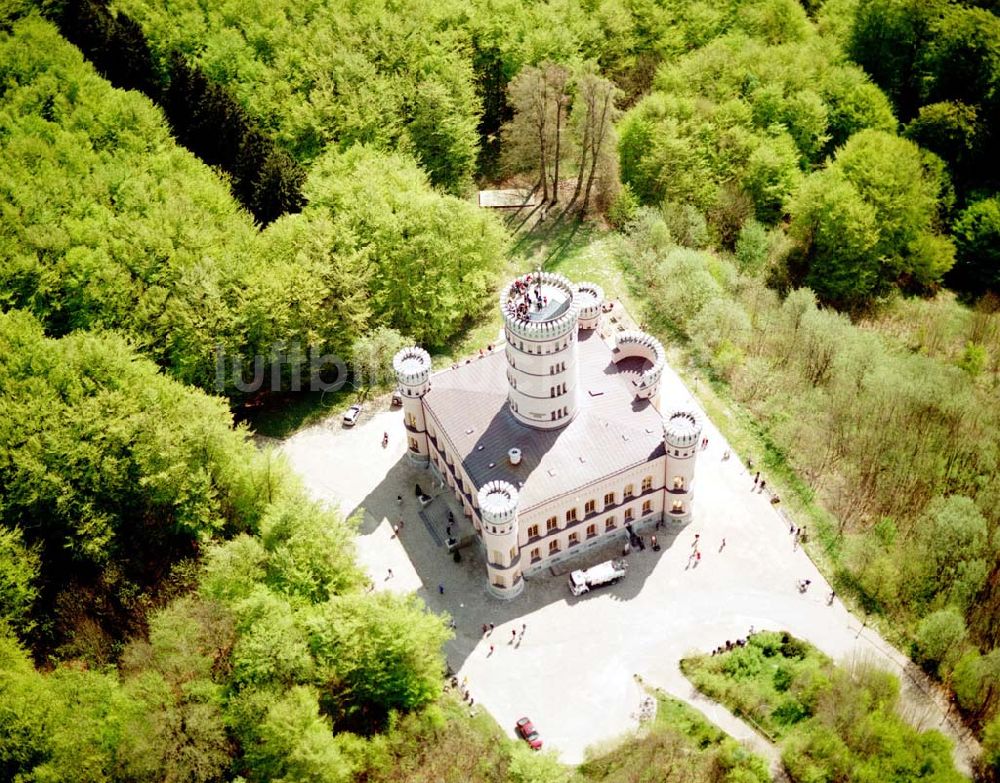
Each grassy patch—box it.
[578,689,771,783]
[682,632,966,783]
[681,631,830,742]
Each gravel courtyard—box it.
[279,360,973,774]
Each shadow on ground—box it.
[350,457,692,673]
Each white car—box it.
[342,404,362,426]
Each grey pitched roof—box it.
[424,330,666,512]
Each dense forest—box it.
[2,0,999,780]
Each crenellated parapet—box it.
[500,271,580,342]
[612,331,665,400]
[478,480,524,598]
[574,281,605,331]
[663,408,702,522]
[393,346,432,398]
[663,409,702,450]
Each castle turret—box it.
[663,410,702,522]
[501,271,581,430]
[574,281,605,331]
[478,480,524,599]
[611,331,666,404]
[393,347,432,466]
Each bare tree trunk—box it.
[581,90,611,213]
[569,94,591,208]
[551,96,563,204]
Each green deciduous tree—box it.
[305,592,451,723]
[914,608,969,675]
[304,146,506,345]
[951,197,1000,295]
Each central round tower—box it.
[501,271,581,430]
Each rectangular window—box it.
[493,575,506,587]
[566,508,578,522]
[548,540,560,554]
[624,507,634,522]
[586,524,597,538]
[530,547,541,562]
[510,546,517,561]
[624,483,634,498]
[641,476,653,492]
[673,476,685,490]
[604,492,615,507]
[605,516,617,531]
[672,501,684,513]
[546,516,558,532]
[408,438,419,452]
[568,532,579,546]
[406,413,416,427]
[527,524,539,539]
[490,549,503,565]
[642,500,652,515]
[584,499,596,515]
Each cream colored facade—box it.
[394,273,702,599]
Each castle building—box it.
[393,272,702,599]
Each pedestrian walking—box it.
[759,479,766,493]
[692,533,700,547]
[489,623,495,633]
[827,590,835,605]
[488,645,494,656]
[720,538,726,551]
[521,623,526,634]
[481,623,488,636]
[753,471,760,486]
[446,525,451,536]
[397,494,402,504]
[511,629,517,643]
[438,583,444,594]
[387,568,393,579]
[696,551,701,562]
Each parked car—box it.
[342,404,362,426]
[516,717,543,750]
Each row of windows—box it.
[549,361,567,374]
[550,406,569,421]
[507,333,574,355]
[549,382,567,397]
[527,501,654,540]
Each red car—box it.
[516,716,543,750]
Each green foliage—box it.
[304,592,451,720]
[0,528,39,638]
[0,309,286,654]
[606,183,639,229]
[242,685,353,783]
[112,0,481,193]
[951,197,1000,294]
[914,609,969,674]
[620,32,895,232]
[352,328,411,390]
[685,633,965,783]
[848,0,1000,298]
[981,714,1000,779]
[789,130,954,308]
[735,219,771,274]
[304,146,507,345]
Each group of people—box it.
[508,274,547,320]
[710,636,752,656]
